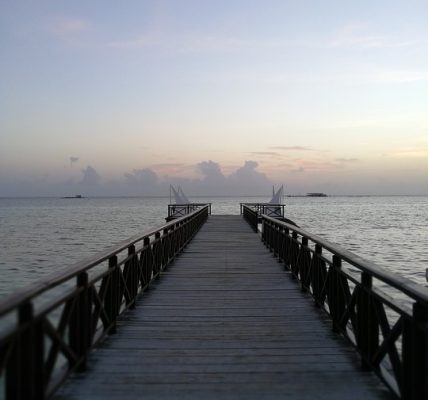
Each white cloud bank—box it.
[0,160,272,197]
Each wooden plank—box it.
[55,216,392,400]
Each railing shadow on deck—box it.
[0,205,210,400]
[242,204,428,400]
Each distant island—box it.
[306,193,328,197]
[286,193,328,198]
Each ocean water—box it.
[0,196,427,298]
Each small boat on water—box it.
[62,195,84,199]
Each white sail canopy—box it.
[269,185,284,204]
[170,185,190,204]
[178,186,190,204]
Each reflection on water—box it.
[0,196,427,297]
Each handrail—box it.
[0,206,209,316]
[262,214,428,306]
[167,203,212,220]
[241,204,259,232]
[253,213,428,400]
[0,205,210,400]
[240,202,285,218]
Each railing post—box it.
[290,231,299,278]
[312,244,323,306]
[273,223,278,257]
[163,228,170,268]
[70,271,90,372]
[282,227,290,269]
[19,303,34,399]
[125,245,137,308]
[329,255,342,332]
[356,272,379,370]
[260,218,265,243]
[278,226,285,263]
[266,221,272,249]
[34,314,45,399]
[403,301,428,400]
[299,237,311,291]
[141,237,153,288]
[154,232,161,278]
[6,302,44,400]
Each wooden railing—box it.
[167,203,212,221]
[255,214,428,400]
[0,205,210,400]
[240,202,285,219]
[242,204,259,232]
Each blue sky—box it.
[1,1,427,195]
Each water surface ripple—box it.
[0,196,427,298]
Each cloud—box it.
[194,160,228,194]
[107,31,284,52]
[374,70,428,84]
[46,16,92,47]
[281,155,364,174]
[0,160,272,197]
[80,166,101,186]
[108,34,160,49]
[197,160,226,180]
[50,17,90,35]
[69,156,79,167]
[124,168,159,186]
[119,160,272,196]
[149,163,194,176]
[387,148,428,158]
[290,167,305,174]
[335,158,360,163]
[233,160,258,173]
[327,24,387,49]
[179,36,281,53]
[228,161,271,194]
[270,146,313,151]
[248,151,282,158]
[325,23,428,50]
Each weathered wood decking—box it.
[56,216,391,399]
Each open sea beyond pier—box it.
[0,195,427,298]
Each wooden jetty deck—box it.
[55,216,391,399]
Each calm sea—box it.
[0,196,427,298]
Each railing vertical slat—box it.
[402,302,428,400]
[105,255,118,334]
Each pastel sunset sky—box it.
[1,1,427,196]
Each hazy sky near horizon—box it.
[1,1,427,196]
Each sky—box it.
[1,0,427,196]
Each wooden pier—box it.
[55,215,390,399]
[0,205,427,399]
